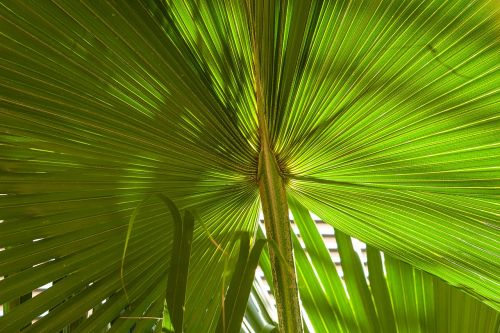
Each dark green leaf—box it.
[217,233,266,333]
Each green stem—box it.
[248,5,302,328]
[257,120,302,333]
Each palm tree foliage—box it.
[283,199,499,333]
[0,0,499,332]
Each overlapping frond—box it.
[285,200,499,332]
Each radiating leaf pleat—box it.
[1,0,499,330]
[1,1,260,331]
[257,0,500,308]
[0,198,173,332]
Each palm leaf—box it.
[242,281,277,333]
[287,199,499,332]
[216,233,267,333]
[1,2,258,330]
[1,0,499,331]
[274,0,500,309]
